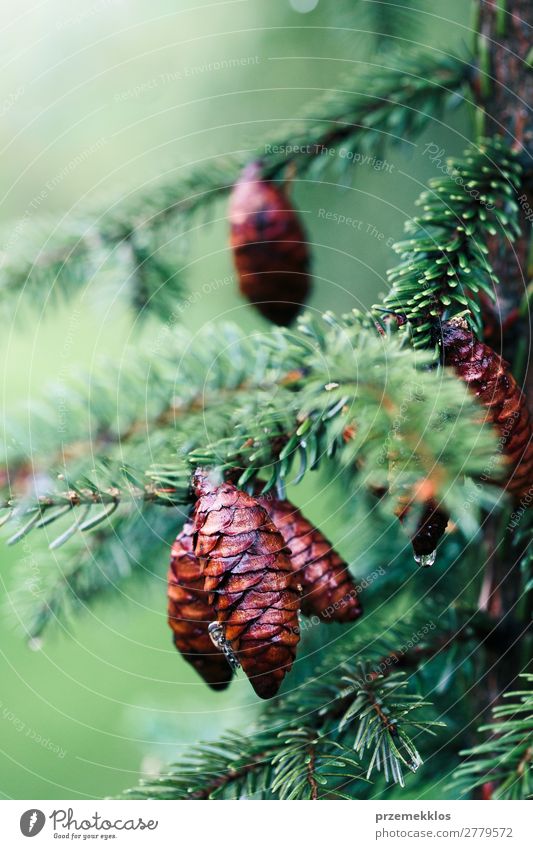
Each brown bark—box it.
[477,0,533,403]
[474,0,533,695]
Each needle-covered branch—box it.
[0,50,470,323]
[377,138,523,348]
[13,504,184,642]
[2,314,501,548]
[123,610,453,799]
[451,674,533,799]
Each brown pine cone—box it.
[441,318,533,497]
[168,522,234,691]
[192,472,301,699]
[256,493,362,622]
[229,160,311,326]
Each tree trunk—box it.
[475,0,532,699]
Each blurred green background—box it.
[0,0,472,799]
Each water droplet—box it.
[290,0,319,12]
[28,637,44,651]
[414,550,436,568]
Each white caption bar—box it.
[1,799,530,848]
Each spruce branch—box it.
[1,322,288,496]
[351,0,424,47]
[1,462,191,568]
[451,674,533,800]
[262,49,470,178]
[2,314,501,547]
[376,138,523,348]
[14,504,184,641]
[122,728,364,801]
[325,0,423,47]
[121,608,456,799]
[339,666,442,786]
[0,50,470,322]
[124,732,274,800]
[270,731,364,800]
[181,313,501,498]
[0,0,530,806]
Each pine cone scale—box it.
[256,494,363,623]
[193,475,301,699]
[168,522,234,691]
[441,319,533,497]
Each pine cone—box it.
[256,493,362,622]
[168,522,234,691]
[229,161,311,325]
[441,318,533,497]
[395,496,448,566]
[192,472,301,699]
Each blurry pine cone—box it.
[168,522,234,691]
[395,497,448,565]
[193,471,301,699]
[229,160,311,325]
[441,318,533,497]
[342,426,447,564]
[256,493,363,622]
[480,782,496,800]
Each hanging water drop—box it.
[414,550,436,568]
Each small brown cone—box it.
[229,160,311,325]
[168,522,234,691]
[441,318,533,497]
[192,472,301,699]
[256,494,362,622]
[395,496,448,566]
